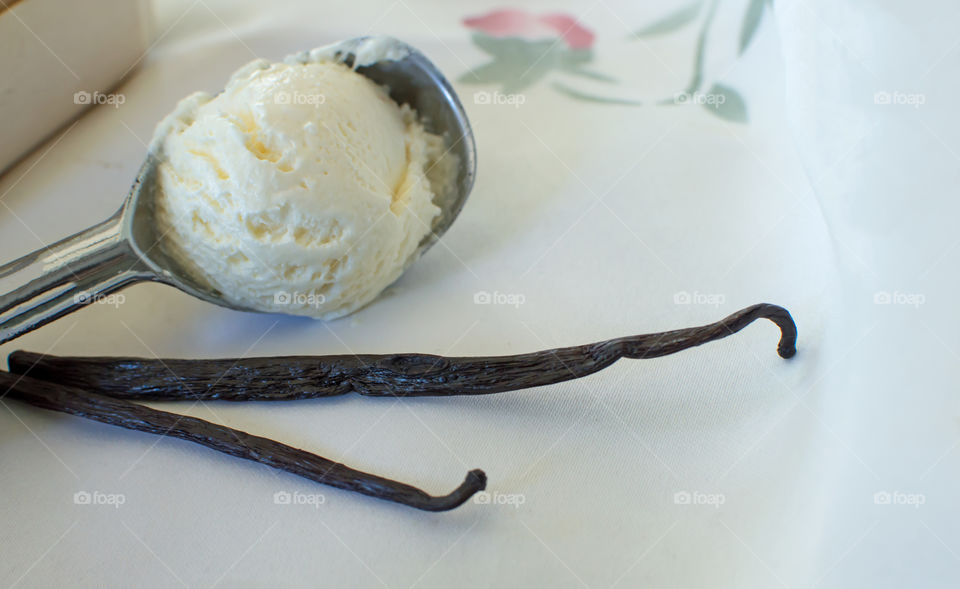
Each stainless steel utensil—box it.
[0,36,476,344]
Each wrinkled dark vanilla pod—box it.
[8,303,796,401]
[0,372,486,511]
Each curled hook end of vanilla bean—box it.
[752,303,798,360]
[419,469,487,512]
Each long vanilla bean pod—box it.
[8,303,797,402]
[0,372,485,511]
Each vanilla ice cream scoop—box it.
[152,53,448,318]
[0,37,476,343]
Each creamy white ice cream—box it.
[150,53,445,319]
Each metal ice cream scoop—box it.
[0,36,476,345]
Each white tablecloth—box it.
[1,1,955,587]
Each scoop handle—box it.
[0,209,151,345]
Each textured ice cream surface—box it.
[150,55,445,319]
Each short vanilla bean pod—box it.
[0,372,485,511]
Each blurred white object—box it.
[0,0,151,174]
